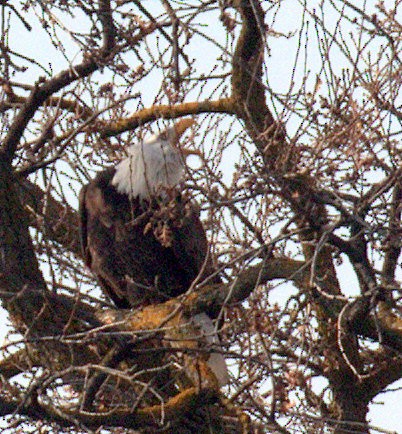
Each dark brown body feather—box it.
[79,168,219,309]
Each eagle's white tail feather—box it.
[192,312,229,386]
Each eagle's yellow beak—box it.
[174,118,195,138]
[173,118,202,158]
[181,147,203,158]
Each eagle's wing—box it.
[171,204,221,288]
[78,183,91,267]
[78,173,132,309]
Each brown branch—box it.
[0,348,35,379]
[0,87,93,120]
[60,387,218,429]
[0,0,116,163]
[0,70,90,164]
[0,383,218,430]
[228,10,391,426]
[3,286,98,337]
[3,257,399,395]
[0,257,305,402]
[327,232,377,293]
[382,182,402,285]
[98,0,116,54]
[231,0,287,167]
[341,0,402,66]
[363,353,402,401]
[98,257,307,329]
[17,179,82,258]
[346,297,402,352]
[0,162,46,298]
[0,166,96,335]
[229,1,343,299]
[100,98,237,137]
[376,301,402,348]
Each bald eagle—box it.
[79,119,228,385]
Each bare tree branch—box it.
[0,0,116,163]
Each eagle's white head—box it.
[112,118,198,199]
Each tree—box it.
[0,0,401,432]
